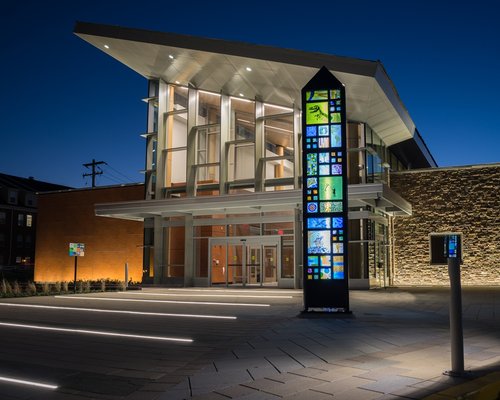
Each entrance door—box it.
[209,236,281,287]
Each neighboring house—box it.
[35,184,144,283]
[0,173,69,279]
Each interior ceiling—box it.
[76,28,417,147]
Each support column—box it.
[255,101,264,192]
[294,207,303,289]
[153,216,164,284]
[186,88,199,197]
[293,105,301,189]
[184,214,194,287]
[155,81,169,199]
[219,94,230,195]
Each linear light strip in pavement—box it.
[0,322,193,343]
[0,375,58,390]
[55,296,270,307]
[163,288,300,294]
[122,292,293,299]
[0,303,236,320]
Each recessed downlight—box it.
[239,93,244,97]
[104,44,109,49]
[245,67,252,72]
[175,80,180,84]
[168,54,174,59]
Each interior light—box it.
[175,80,180,84]
[104,44,109,49]
[239,93,244,97]
[199,89,221,97]
[169,54,174,59]
[245,67,252,72]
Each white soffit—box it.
[76,26,415,146]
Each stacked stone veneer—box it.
[390,164,500,286]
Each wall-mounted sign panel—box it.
[69,243,85,257]
[302,67,349,312]
[430,234,463,264]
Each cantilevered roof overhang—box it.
[74,21,435,165]
[95,184,411,221]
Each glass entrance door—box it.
[209,236,281,287]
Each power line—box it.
[104,163,136,183]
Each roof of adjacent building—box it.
[0,173,71,193]
[74,21,437,168]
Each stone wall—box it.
[390,164,500,286]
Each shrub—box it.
[54,281,62,293]
[62,281,69,292]
[26,281,37,296]
[42,282,51,295]
[12,281,21,296]
[83,281,91,293]
[118,281,127,291]
[100,280,106,292]
[76,280,83,293]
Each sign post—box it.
[302,67,349,312]
[445,235,465,376]
[69,243,85,293]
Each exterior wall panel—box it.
[391,165,500,286]
[35,185,144,283]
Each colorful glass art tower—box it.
[302,67,349,312]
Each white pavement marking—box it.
[0,375,58,390]
[122,292,293,299]
[55,295,270,307]
[0,303,236,320]
[162,288,300,294]
[0,322,193,343]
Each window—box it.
[17,214,24,227]
[0,211,6,225]
[26,214,33,227]
[8,190,18,204]
[16,234,23,248]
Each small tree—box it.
[62,281,69,292]
[83,281,91,293]
[100,280,106,292]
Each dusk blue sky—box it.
[1,0,499,188]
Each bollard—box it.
[446,256,464,375]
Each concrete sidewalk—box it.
[155,288,500,400]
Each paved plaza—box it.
[0,287,499,399]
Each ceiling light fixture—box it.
[168,54,174,59]
[104,44,109,49]
[245,67,252,72]
[239,93,244,97]
[175,81,180,84]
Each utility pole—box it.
[83,159,105,188]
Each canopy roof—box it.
[74,21,435,165]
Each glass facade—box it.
[142,80,410,288]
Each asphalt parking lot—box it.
[0,287,499,400]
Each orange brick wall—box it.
[35,185,144,283]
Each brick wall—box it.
[391,164,500,286]
[35,185,144,283]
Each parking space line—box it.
[0,322,193,343]
[0,375,58,390]
[55,296,271,307]
[0,303,236,320]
